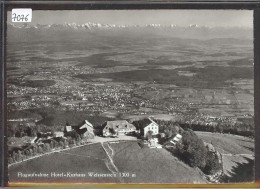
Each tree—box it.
[24,149,30,158]
[53,100,60,106]
[37,132,42,138]
[216,123,224,133]
[64,140,69,148]
[59,141,64,148]
[17,150,22,161]
[13,152,18,162]
[29,148,33,157]
[69,139,76,146]
[165,128,173,138]
[146,130,153,142]
[25,126,33,136]
[37,146,43,154]
[7,124,16,137]
[53,140,59,148]
[8,156,14,164]
[42,143,47,152]
[45,143,51,152]
[33,146,38,155]
[50,141,54,149]
[204,150,222,175]
[176,129,207,169]
[15,130,21,137]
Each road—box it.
[195,131,254,177]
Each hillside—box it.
[195,131,254,182]
[8,143,120,183]
[9,141,207,183]
[109,141,207,183]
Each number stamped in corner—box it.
[12,9,32,22]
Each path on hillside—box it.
[101,142,123,182]
[107,142,114,156]
[195,131,254,178]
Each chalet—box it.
[102,120,136,137]
[64,120,94,139]
[133,117,159,138]
[78,120,95,138]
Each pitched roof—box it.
[79,120,93,129]
[84,120,93,127]
[103,120,135,130]
[172,134,182,142]
[132,117,158,130]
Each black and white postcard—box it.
[6,10,254,184]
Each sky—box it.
[8,10,253,28]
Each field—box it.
[75,66,253,88]
[9,141,207,183]
[10,79,56,88]
[8,132,254,183]
[109,141,207,183]
[195,131,254,182]
[8,143,120,183]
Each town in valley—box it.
[6,10,254,184]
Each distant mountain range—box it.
[7,23,253,42]
[9,22,252,30]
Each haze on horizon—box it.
[8,10,253,28]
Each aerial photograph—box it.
[6,10,254,184]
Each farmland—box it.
[7,32,254,129]
[75,66,253,88]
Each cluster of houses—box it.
[8,117,185,165]
[32,117,183,149]
[101,118,159,137]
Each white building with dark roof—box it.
[133,117,159,138]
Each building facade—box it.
[102,120,136,137]
[143,118,159,137]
